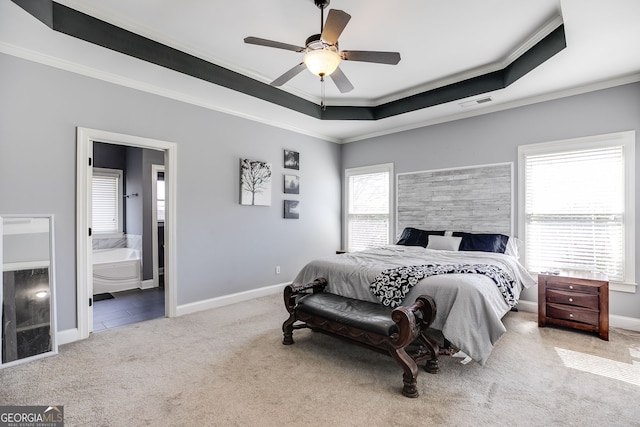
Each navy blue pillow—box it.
[452,232,509,254]
[396,228,445,247]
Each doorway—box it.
[76,127,177,339]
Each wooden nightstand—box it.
[538,271,609,340]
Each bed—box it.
[293,228,536,365]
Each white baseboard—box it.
[517,300,538,314]
[518,299,640,332]
[140,279,155,290]
[610,314,640,331]
[176,282,288,316]
[57,328,81,346]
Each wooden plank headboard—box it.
[396,162,513,237]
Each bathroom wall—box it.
[123,146,164,280]
[94,142,127,170]
[92,143,164,281]
[141,148,164,280]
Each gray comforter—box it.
[293,245,536,365]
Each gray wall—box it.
[344,82,640,319]
[0,53,342,331]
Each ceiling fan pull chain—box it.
[320,75,326,110]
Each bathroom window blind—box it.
[92,168,123,235]
[522,142,628,282]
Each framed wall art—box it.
[284,200,299,219]
[239,158,272,206]
[284,150,299,170]
[284,174,299,194]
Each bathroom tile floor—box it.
[93,287,165,332]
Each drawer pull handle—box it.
[569,285,574,290]
[568,298,573,302]
[569,313,574,318]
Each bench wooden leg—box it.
[390,348,420,398]
[282,279,329,345]
[282,313,296,345]
[417,332,440,374]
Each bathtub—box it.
[93,248,142,295]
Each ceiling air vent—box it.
[459,97,493,108]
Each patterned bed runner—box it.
[370,264,517,308]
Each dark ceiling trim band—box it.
[373,24,567,120]
[11,0,566,122]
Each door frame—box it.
[151,164,165,289]
[76,127,178,339]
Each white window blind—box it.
[92,169,123,235]
[522,141,629,282]
[345,164,392,252]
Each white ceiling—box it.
[2,0,640,143]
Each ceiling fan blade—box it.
[244,37,305,52]
[330,66,354,93]
[341,50,401,65]
[271,63,307,87]
[321,9,351,45]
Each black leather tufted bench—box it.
[282,278,439,398]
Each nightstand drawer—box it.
[547,303,599,326]
[546,281,599,294]
[546,289,599,309]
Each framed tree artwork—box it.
[284,150,299,170]
[284,174,299,194]
[240,158,272,206]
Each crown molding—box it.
[0,41,340,143]
[4,32,637,146]
[341,72,640,143]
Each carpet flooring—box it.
[1,293,639,426]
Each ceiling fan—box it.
[244,0,401,101]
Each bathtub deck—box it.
[93,287,164,331]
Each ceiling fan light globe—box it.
[303,49,341,77]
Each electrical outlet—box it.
[275,266,281,274]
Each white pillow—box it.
[427,235,462,251]
[505,236,523,259]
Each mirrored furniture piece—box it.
[1,215,57,368]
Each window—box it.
[344,164,393,252]
[92,168,124,235]
[157,171,165,222]
[518,131,635,290]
